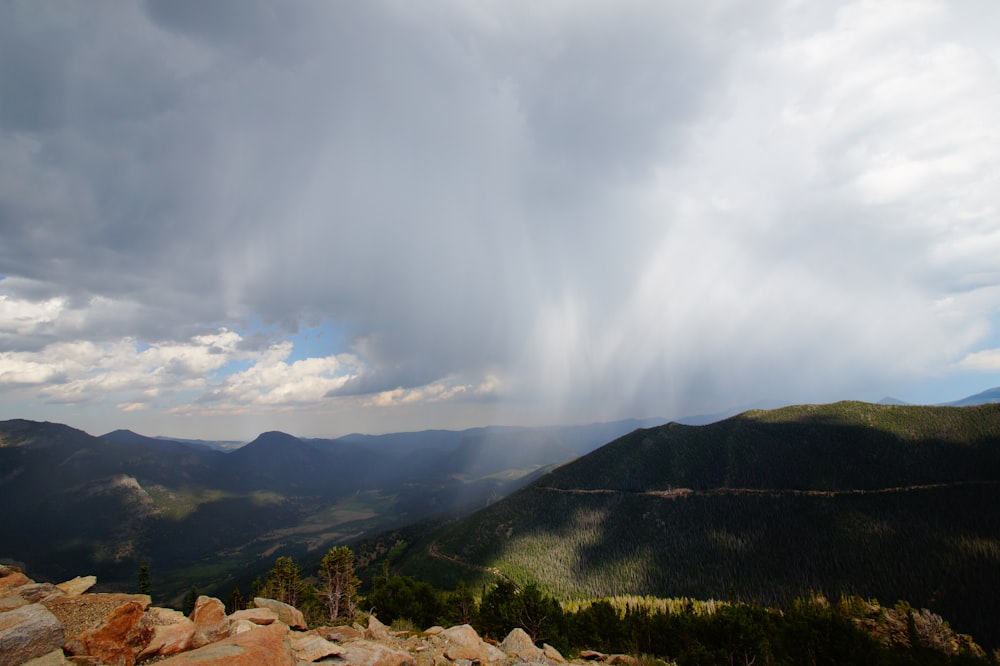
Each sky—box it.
[2,0,1000,440]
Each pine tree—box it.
[228,585,245,613]
[183,585,199,616]
[136,560,152,596]
[318,546,359,623]
[449,581,477,626]
[519,584,563,645]
[261,556,303,607]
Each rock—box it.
[229,618,259,635]
[608,656,636,666]
[316,624,365,642]
[230,607,279,626]
[155,622,295,665]
[337,639,416,666]
[0,594,29,611]
[43,594,151,642]
[442,644,480,662]
[21,649,71,665]
[0,570,30,592]
[366,614,392,641]
[0,603,66,666]
[501,627,545,661]
[63,599,153,666]
[579,650,607,661]
[288,631,343,661]
[56,576,97,596]
[436,624,502,664]
[137,607,196,659]
[486,644,509,663]
[543,643,566,663]
[423,626,444,636]
[254,597,307,630]
[18,583,65,604]
[190,596,230,648]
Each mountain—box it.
[100,428,215,454]
[0,416,657,604]
[153,435,246,451]
[222,430,351,495]
[395,401,1000,647]
[874,386,1000,407]
[945,385,1000,407]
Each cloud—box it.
[961,349,1000,372]
[198,342,363,409]
[362,374,502,409]
[1,1,999,436]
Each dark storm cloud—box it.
[1,0,999,436]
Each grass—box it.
[143,485,236,520]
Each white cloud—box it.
[0,293,66,336]
[0,323,361,413]
[960,349,1000,372]
[363,374,501,409]
[202,342,363,409]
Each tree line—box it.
[173,549,996,666]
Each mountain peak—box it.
[100,428,142,439]
[245,431,303,448]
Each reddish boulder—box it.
[229,607,279,626]
[0,570,30,593]
[190,596,230,648]
[155,622,295,665]
[337,639,416,666]
[138,607,196,659]
[64,599,153,666]
[55,576,96,596]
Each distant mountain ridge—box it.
[0,416,662,603]
[944,385,1000,407]
[879,385,1000,408]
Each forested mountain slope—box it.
[400,402,1000,647]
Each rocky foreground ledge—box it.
[1,565,591,666]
